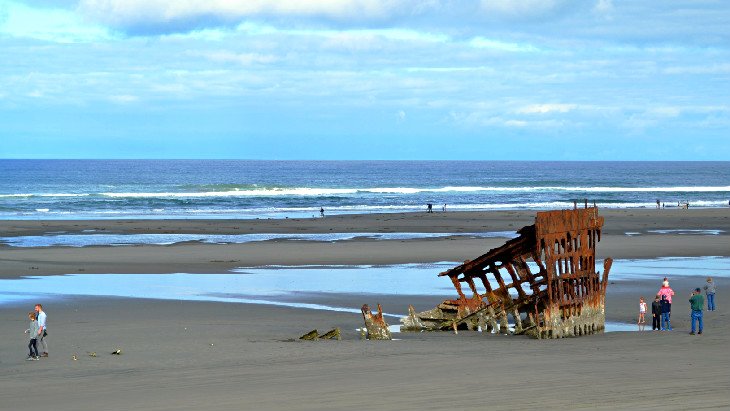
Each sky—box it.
[1,0,729,160]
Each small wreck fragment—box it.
[401,206,612,339]
[361,304,392,340]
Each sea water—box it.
[1,160,729,219]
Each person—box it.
[651,295,662,331]
[34,304,48,358]
[660,294,672,330]
[638,297,647,326]
[689,287,704,335]
[657,278,674,311]
[426,203,433,213]
[656,199,660,209]
[24,312,40,361]
[704,277,716,311]
[320,207,324,217]
[442,204,446,212]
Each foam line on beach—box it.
[4,184,730,199]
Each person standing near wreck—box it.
[689,288,704,335]
[651,295,662,331]
[658,279,674,330]
[660,295,672,330]
[704,277,716,311]
[638,297,647,327]
[34,304,48,357]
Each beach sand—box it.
[1,209,729,410]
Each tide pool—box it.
[1,258,727,312]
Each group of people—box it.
[638,277,716,335]
[24,303,48,361]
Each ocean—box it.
[1,160,729,220]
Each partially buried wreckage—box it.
[361,206,612,339]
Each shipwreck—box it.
[397,206,612,339]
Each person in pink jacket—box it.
[658,280,675,303]
[657,279,675,330]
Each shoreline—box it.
[1,208,729,278]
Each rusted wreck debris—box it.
[401,207,612,339]
[361,304,392,340]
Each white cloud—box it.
[469,37,539,52]
[517,104,577,114]
[0,0,111,42]
[78,0,410,29]
[479,0,577,19]
[664,64,730,75]
[593,0,613,15]
[109,94,138,103]
[191,51,279,65]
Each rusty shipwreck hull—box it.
[401,206,612,339]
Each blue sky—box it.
[1,0,729,160]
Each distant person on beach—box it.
[320,207,324,217]
[24,311,40,360]
[704,277,716,311]
[656,199,660,209]
[689,288,704,335]
[442,204,446,212]
[34,304,48,357]
[427,203,433,213]
[651,295,662,331]
[660,295,672,331]
[638,297,647,326]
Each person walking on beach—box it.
[34,304,48,357]
[320,207,325,217]
[426,203,433,213]
[651,295,662,331]
[704,277,716,311]
[660,294,672,330]
[689,288,704,335]
[24,312,40,361]
[638,297,647,328]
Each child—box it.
[651,295,662,330]
[638,297,647,325]
[24,312,40,361]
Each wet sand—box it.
[1,209,729,410]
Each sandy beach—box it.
[1,209,729,410]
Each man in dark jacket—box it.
[660,294,672,330]
[651,294,662,331]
